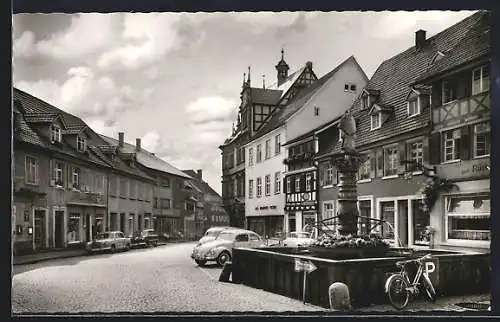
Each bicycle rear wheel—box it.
[422,274,436,303]
[387,275,410,310]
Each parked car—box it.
[282,231,316,248]
[131,229,159,248]
[191,229,265,267]
[195,226,231,246]
[86,231,131,254]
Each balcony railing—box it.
[432,91,490,127]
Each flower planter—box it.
[308,245,390,259]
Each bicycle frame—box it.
[400,262,426,294]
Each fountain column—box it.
[331,151,367,236]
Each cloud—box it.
[141,130,162,152]
[234,11,319,33]
[13,31,36,58]
[185,96,237,124]
[97,13,182,71]
[86,119,117,138]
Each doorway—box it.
[120,213,126,233]
[55,211,64,248]
[34,210,46,249]
[85,213,91,242]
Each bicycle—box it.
[384,253,437,310]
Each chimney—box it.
[136,138,141,151]
[197,169,203,180]
[305,61,313,69]
[415,29,427,50]
[118,132,124,148]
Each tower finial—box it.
[281,48,284,61]
[247,66,251,84]
[243,72,246,86]
[262,75,266,89]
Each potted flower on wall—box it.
[424,226,436,249]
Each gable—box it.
[51,114,67,130]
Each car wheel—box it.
[195,259,207,266]
[217,251,231,266]
[110,244,116,253]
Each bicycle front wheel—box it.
[422,273,436,303]
[387,275,410,310]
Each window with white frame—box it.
[25,156,39,185]
[248,147,254,166]
[72,167,81,189]
[443,129,461,162]
[380,201,395,239]
[265,139,271,159]
[407,98,420,117]
[409,141,424,165]
[248,179,254,199]
[326,162,334,186]
[295,176,301,192]
[51,125,61,142]
[472,65,490,95]
[305,174,312,191]
[383,146,399,176]
[77,136,86,152]
[370,113,381,130]
[442,79,458,104]
[55,162,64,186]
[362,95,369,109]
[323,202,335,219]
[447,195,490,241]
[256,144,262,163]
[265,175,271,196]
[473,123,490,157]
[275,134,281,155]
[358,155,371,180]
[256,177,262,198]
[274,172,281,194]
[286,177,291,193]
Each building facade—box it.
[314,11,490,253]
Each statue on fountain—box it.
[338,110,357,153]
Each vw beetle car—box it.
[86,231,131,254]
[130,229,159,248]
[195,226,231,247]
[282,231,316,248]
[191,229,265,266]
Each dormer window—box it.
[371,113,381,130]
[407,98,420,117]
[51,125,61,143]
[77,136,86,152]
[362,95,369,109]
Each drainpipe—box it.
[106,172,111,231]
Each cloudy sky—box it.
[12,10,475,194]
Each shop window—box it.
[412,199,430,245]
[473,123,491,157]
[447,195,490,241]
[68,214,81,243]
[380,201,395,240]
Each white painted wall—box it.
[286,58,368,141]
[245,127,286,219]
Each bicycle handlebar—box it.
[395,253,432,267]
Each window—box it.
[248,147,254,166]
[160,177,170,187]
[472,65,490,95]
[443,129,461,162]
[447,195,490,241]
[51,125,61,143]
[371,113,381,130]
[350,84,357,92]
[383,146,399,176]
[474,123,490,157]
[265,139,271,159]
[154,197,159,208]
[95,174,104,193]
[345,84,356,92]
[77,136,86,152]
[256,177,262,198]
[305,174,312,191]
[54,162,64,186]
[248,179,254,199]
[286,177,291,193]
[256,144,262,163]
[295,176,301,192]
[235,234,249,242]
[72,167,81,189]
[344,84,349,91]
[275,134,281,155]
[274,172,281,194]
[265,175,271,196]
[358,155,371,180]
[161,198,171,209]
[409,141,424,165]
[130,180,137,199]
[380,202,395,239]
[323,202,335,219]
[25,156,39,185]
[314,106,319,116]
[362,95,369,109]
[326,163,334,186]
[442,80,458,104]
[67,214,81,243]
[120,178,128,197]
[407,98,420,117]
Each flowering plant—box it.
[313,233,389,249]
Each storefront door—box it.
[34,210,46,249]
[85,213,91,242]
[55,211,64,248]
[412,199,430,245]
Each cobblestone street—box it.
[12,242,326,313]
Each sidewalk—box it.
[353,293,490,313]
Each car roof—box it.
[220,228,259,235]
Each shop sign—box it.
[286,192,316,204]
[437,158,490,181]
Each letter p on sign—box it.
[425,261,436,275]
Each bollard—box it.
[219,261,232,282]
[328,282,352,311]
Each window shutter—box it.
[318,164,324,187]
[283,178,287,194]
[300,173,306,191]
[369,152,376,178]
[422,137,429,165]
[376,149,384,177]
[398,143,407,173]
[429,133,441,164]
[333,167,338,185]
[49,159,54,184]
[460,125,471,160]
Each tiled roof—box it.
[15,114,46,147]
[182,170,223,199]
[97,145,118,154]
[63,127,85,135]
[266,67,305,98]
[350,11,488,148]
[99,135,191,179]
[251,56,359,142]
[250,88,283,105]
